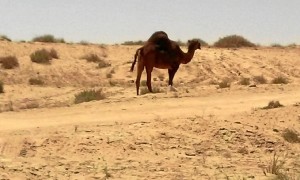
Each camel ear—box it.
[187,40,191,44]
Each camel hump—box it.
[147,31,170,52]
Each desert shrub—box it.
[141,80,147,86]
[74,89,105,104]
[121,40,145,45]
[239,77,250,86]
[0,81,3,93]
[98,60,111,68]
[140,87,162,95]
[82,53,110,68]
[0,56,19,69]
[32,34,65,43]
[49,49,59,59]
[29,78,44,85]
[282,129,300,143]
[30,49,58,64]
[218,78,231,88]
[271,43,283,48]
[253,75,267,84]
[271,76,288,84]
[214,35,256,48]
[262,100,283,109]
[0,35,11,42]
[263,153,290,179]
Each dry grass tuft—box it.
[253,75,267,84]
[262,100,283,110]
[140,87,163,95]
[74,89,105,104]
[30,49,58,64]
[218,78,231,88]
[0,56,19,69]
[282,129,300,143]
[263,153,288,179]
[29,78,44,85]
[239,77,250,86]
[271,76,289,84]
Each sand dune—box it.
[0,41,300,179]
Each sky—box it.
[0,0,299,45]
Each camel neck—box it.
[182,49,195,64]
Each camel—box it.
[130,31,201,95]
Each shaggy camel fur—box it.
[130,31,201,95]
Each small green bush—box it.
[0,81,4,93]
[271,76,288,84]
[32,34,65,43]
[30,49,58,64]
[29,78,44,85]
[74,89,105,104]
[282,129,300,143]
[214,35,256,48]
[253,75,267,84]
[0,56,19,69]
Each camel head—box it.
[187,39,201,52]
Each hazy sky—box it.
[0,0,299,45]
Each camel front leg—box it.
[136,61,144,95]
[168,65,179,86]
[146,66,153,93]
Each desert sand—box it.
[0,41,300,179]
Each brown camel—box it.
[130,31,201,95]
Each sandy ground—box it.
[0,41,300,179]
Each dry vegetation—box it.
[30,48,59,64]
[214,35,256,48]
[0,56,19,69]
[0,38,300,179]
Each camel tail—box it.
[130,48,142,72]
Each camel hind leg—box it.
[135,60,144,95]
[146,66,153,93]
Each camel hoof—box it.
[168,85,177,92]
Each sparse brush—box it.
[49,49,59,59]
[253,75,267,84]
[263,153,288,179]
[239,77,250,86]
[32,34,65,43]
[262,100,283,109]
[121,40,145,45]
[0,56,19,69]
[282,129,300,143]
[74,89,105,104]
[214,35,256,48]
[140,87,163,95]
[0,81,4,93]
[30,49,58,64]
[82,54,110,68]
[0,35,11,42]
[218,78,231,88]
[271,76,288,84]
[29,78,44,85]
[141,80,147,87]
